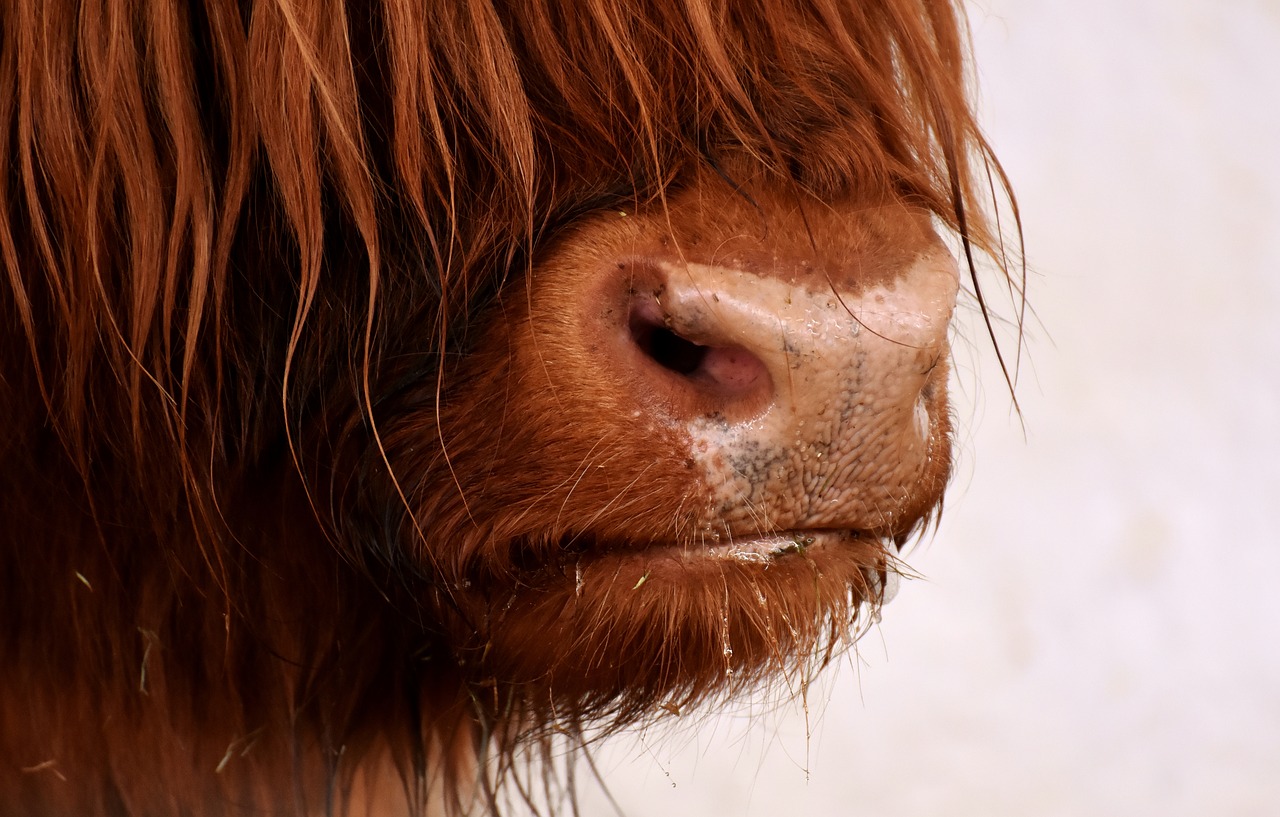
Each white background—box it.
[581,2,1280,815]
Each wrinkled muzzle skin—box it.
[374,167,959,709]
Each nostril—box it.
[627,298,769,396]
[635,323,709,376]
[628,298,709,376]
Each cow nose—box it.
[618,251,960,427]
[601,247,961,532]
[626,287,772,410]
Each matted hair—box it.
[0,0,1018,814]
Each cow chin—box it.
[461,532,900,715]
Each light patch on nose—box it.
[666,250,960,533]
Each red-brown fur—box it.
[0,1,1014,814]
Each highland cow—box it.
[0,0,1015,814]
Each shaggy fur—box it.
[0,0,1016,814]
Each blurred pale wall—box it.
[581,1,1280,815]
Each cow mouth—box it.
[538,525,917,568]
[694,528,869,563]
[502,513,931,588]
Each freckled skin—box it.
[674,256,957,534]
